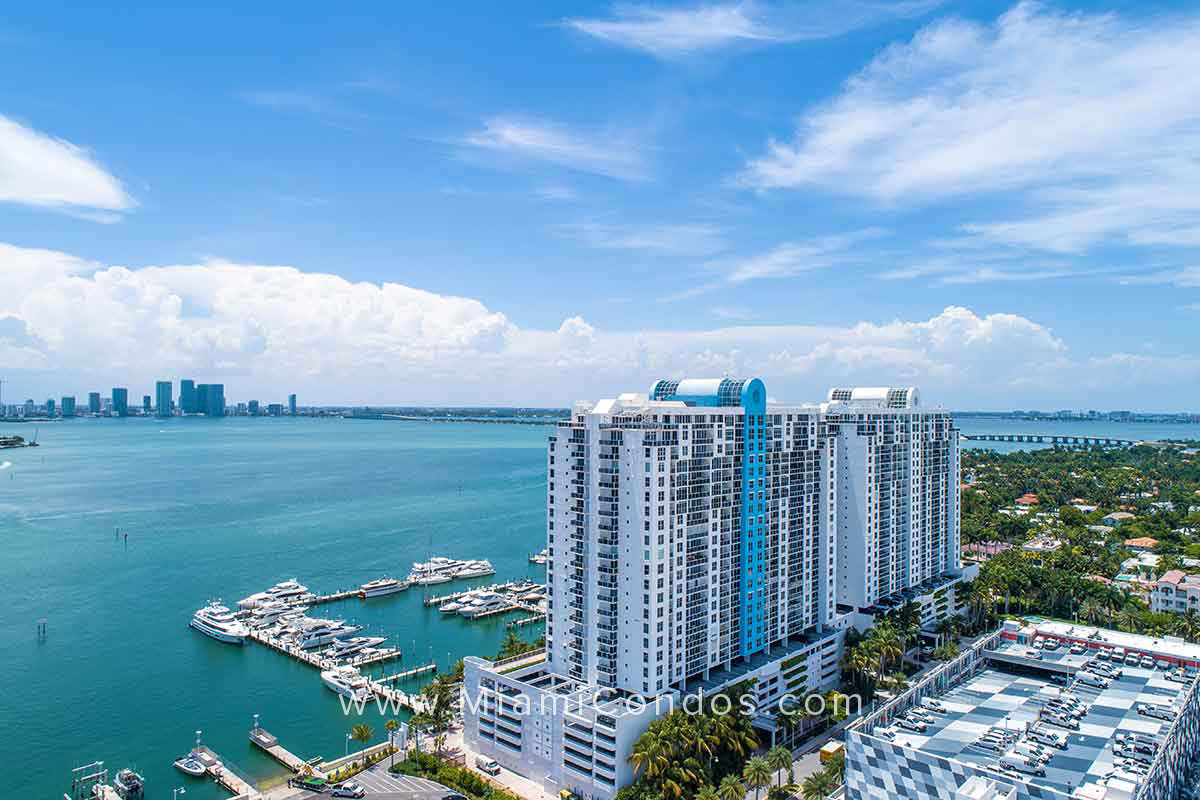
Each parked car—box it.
[921,698,947,714]
[897,718,927,732]
[331,782,366,799]
[475,756,501,776]
[1137,703,1176,721]
[1070,644,1087,655]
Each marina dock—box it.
[374,662,437,684]
[249,725,326,779]
[196,745,257,797]
[507,613,546,628]
[247,628,402,670]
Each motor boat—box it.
[173,754,206,777]
[328,636,387,658]
[248,601,303,627]
[451,560,496,579]
[113,768,144,797]
[293,618,362,649]
[189,601,249,644]
[321,665,374,701]
[530,548,549,564]
[410,571,452,585]
[237,578,311,609]
[459,592,510,618]
[359,577,409,598]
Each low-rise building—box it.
[1124,535,1158,552]
[1104,511,1137,526]
[1152,570,1200,614]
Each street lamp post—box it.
[173,788,186,800]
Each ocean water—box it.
[0,417,548,800]
[3,413,1196,799]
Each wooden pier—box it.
[507,613,546,629]
[249,725,326,779]
[375,662,437,684]
[246,629,402,671]
[196,745,257,797]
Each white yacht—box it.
[249,601,305,628]
[293,618,362,649]
[320,666,373,701]
[237,578,311,609]
[530,548,550,565]
[328,636,387,658]
[459,592,510,618]
[441,590,481,613]
[359,577,409,598]
[410,571,452,585]
[190,601,249,644]
[451,560,496,579]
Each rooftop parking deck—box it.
[868,659,1190,797]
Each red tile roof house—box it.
[1124,536,1159,552]
[1016,493,1039,506]
[1153,570,1200,614]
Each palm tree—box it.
[800,771,835,800]
[350,723,373,764]
[696,786,720,800]
[385,718,399,766]
[766,745,792,787]
[743,757,772,800]
[628,726,669,781]
[717,775,746,800]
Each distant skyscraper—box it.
[180,379,196,414]
[248,399,260,416]
[268,403,283,416]
[46,398,56,417]
[88,392,101,414]
[156,381,172,418]
[196,384,225,417]
[288,393,297,416]
[112,388,129,417]
[142,395,151,414]
[61,396,76,417]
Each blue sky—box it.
[1,1,1198,409]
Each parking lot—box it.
[291,764,452,799]
[876,658,1186,795]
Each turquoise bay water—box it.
[2,413,1195,799]
[0,418,547,799]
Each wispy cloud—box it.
[564,1,943,59]
[462,117,648,181]
[740,2,1200,254]
[238,89,366,127]
[559,221,725,256]
[534,184,578,202]
[1118,266,1200,288]
[711,305,757,320]
[0,114,133,218]
[718,228,886,283]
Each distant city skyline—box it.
[1,2,1198,408]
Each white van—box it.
[475,756,501,775]
[1076,672,1109,688]
[1013,742,1050,763]
[1000,756,1046,776]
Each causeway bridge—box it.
[963,433,1138,447]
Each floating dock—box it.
[247,629,402,670]
[507,613,546,629]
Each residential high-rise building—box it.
[268,403,283,416]
[156,381,172,418]
[463,377,893,800]
[196,384,225,417]
[248,399,260,416]
[142,395,151,414]
[288,393,297,415]
[180,379,196,414]
[112,388,129,417]
[61,396,76,417]
[46,398,55,417]
[824,388,964,628]
[88,392,101,414]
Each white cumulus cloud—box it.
[0,242,1191,407]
